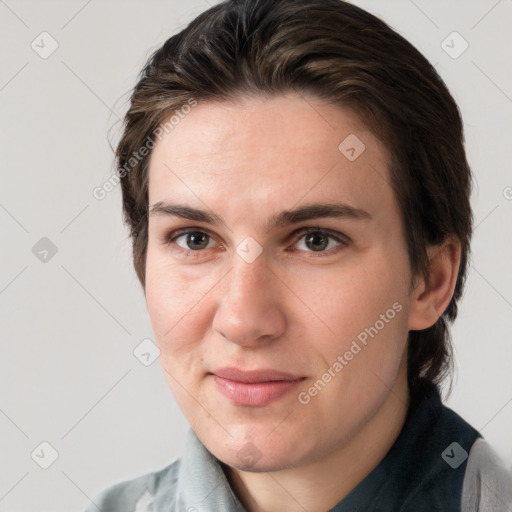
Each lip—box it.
[211,367,306,406]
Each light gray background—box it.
[1,0,511,510]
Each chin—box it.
[219,444,302,474]
[197,421,309,473]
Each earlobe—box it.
[408,237,461,331]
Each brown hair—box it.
[116,0,472,398]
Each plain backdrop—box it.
[1,0,511,510]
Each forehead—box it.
[147,93,396,226]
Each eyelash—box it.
[161,227,350,259]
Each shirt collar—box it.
[175,429,246,511]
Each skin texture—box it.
[145,93,461,512]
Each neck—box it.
[224,370,410,512]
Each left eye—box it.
[294,230,344,253]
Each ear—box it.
[408,237,461,331]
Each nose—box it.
[212,254,286,347]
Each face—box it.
[145,93,414,472]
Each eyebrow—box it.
[149,201,372,232]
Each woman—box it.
[85,0,512,510]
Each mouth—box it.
[210,367,306,407]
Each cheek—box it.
[290,253,409,345]
[292,253,411,409]
[145,262,213,410]
[144,255,213,352]
[294,262,410,417]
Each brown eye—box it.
[304,232,330,252]
[177,231,212,250]
[295,230,343,253]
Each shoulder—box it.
[83,458,181,512]
[461,438,512,512]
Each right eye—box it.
[162,229,218,258]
